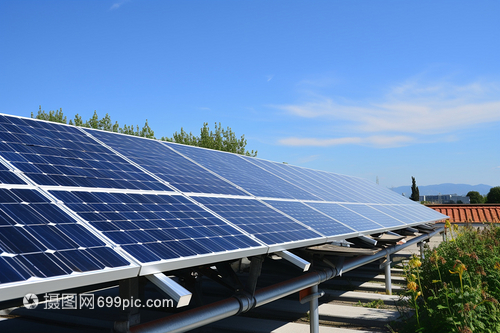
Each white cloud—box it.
[110,0,130,10]
[266,75,274,82]
[273,78,500,147]
[274,81,500,140]
[279,135,414,148]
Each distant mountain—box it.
[390,183,493,196]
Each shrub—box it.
[401,223,500,332]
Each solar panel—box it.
[0,116,169,191]
[165,142,322,200]
[243,157,353,202]
[192,196,325,249]
[49,190,266,272]
[0,114,448,304]
[305,202,387,232]
[0,187,135,301]
[339,204,406,227]
[263,200,357,239]
[0,163,26,185]
[86,129,248,196]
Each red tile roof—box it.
[427,204,500,223]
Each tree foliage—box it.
[486,186,500,204]
[31,106,256,156]
[466,190,484,204]
[31,106,67,124]
[163,122,257,156]
[410,176,420,201]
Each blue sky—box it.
[1,1,499,189]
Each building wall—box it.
[419,194,470,204]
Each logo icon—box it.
[23,293,39,309]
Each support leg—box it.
[309,284,319,333]
[419,241,426,260]
[384,255,392,295]
[119,278,141,327]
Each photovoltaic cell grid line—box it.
[192,196,323,245]
[0,115,169,191]
[0,162,26,185]
[305,202,387,232]
[286,162,411,205]
[86,129,248,196]
[49,191,261,264]
[243,157,355,203]
[0,188,130,284]
[165,142,323,201]
[263,200,356,237]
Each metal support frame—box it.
[347,235,377,247]
[276,250,311,272]
[309,284,320,333]
[130,227,443,333]
[245,255,265,296]
[380,256,392,295]
[201,262,244,292]
[418,241,426,260]
[119,277,141,327]
[146,273,192,308]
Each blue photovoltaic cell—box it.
[0,115,169,191]
[305,202,385,232]
[193,196,323,245]
[86,129,247,196]
[0,188,130,284]
[402,204,448,222]
[368,205,422,225]
[245,157,352,202]
[351,177,413,205]
[166,142,322,200]
[287,166,380,203]
[340,204,406,228]
[0,163,26,185]
[264,200,355,237]
[50,191,261,263]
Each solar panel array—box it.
[0,114,447,302]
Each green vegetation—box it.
[31,106,257,156]
[358,299,385,309]
[400,223,500,332]
[411,176,420,202]
[486,187,500,204]
[466,191,484,204]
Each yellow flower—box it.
[409,255,422,269]
[450,261,467,293]
[445,219,451,229]
[449,262,467,276]
[407,281,418,292]
[494,262,500,271]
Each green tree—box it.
[140,119,155,139]
[73,114,84,127]
[98,113,113,131]
[486,186,500,203]
[85,110,99,129]
[31,105,67,124]
[29,107,257,156]
[466,190,484,204]
[164,122,257,156]
[410,176,420,201]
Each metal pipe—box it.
[309,284,319,333]
[131,227,443,333]
[384,255,392,295]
